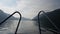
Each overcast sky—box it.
[0,0,60,19]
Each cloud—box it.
[0,0,60,18]
[13,0,60,18]
[0,0,18,14]
[0,0,17,7]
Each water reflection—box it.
[0,20,39,34]
[0,20,53,34]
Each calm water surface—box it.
[0,20,39,34]
[0,20,53,34]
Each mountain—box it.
[17,17,31,21]
[32,9,60,32]
[0,10,18,22]
[0,9,31,27]
[0,9,31,22]
[22,17,30,20]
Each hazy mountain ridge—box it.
[32,8,60,31]
[16,17,31,21]
[32,9,60,21]
[0,10,30,22]
[0,10,18,22]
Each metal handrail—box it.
[38,11,59,34]
[0,11,22,34]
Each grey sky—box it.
[0,0,60,19]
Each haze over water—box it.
[0,20,53,34]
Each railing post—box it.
[0,11,22,34]
[38,11,41,34]
[38,11,59,34]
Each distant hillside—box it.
[0,10,18,22]
[0,9,31,23]
[32,9,60,21]
[17,17,31,21]
[32,9,60,31]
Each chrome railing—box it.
[38,11,59,34]
[0,10,59,34]
[0,11,22,34]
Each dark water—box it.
[0,20,53,34]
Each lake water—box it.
[0,20,53,34]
